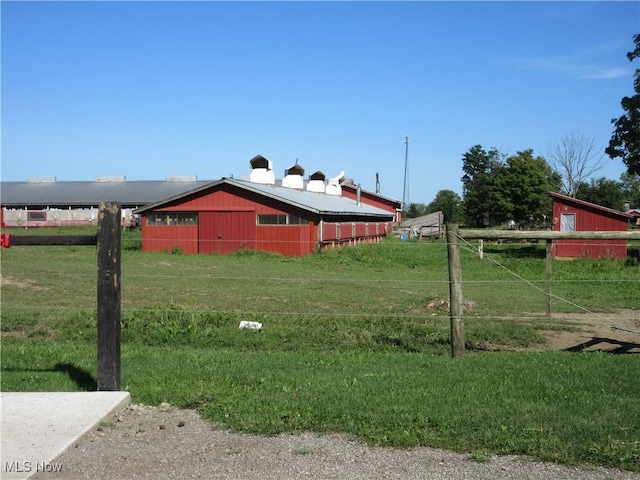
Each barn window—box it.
[258,214,309,225]
[27,211,47,221]
[177,213,198,225]
[146,213,198,226]
[258,214,286,225]
[288,215,309,225]
[560,213,576,232]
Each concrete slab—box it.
[1,392,130,480]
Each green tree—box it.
[426,190,463,224]
[577,177,626,211]
[606,34,640,175]
[621,172,640,208]
[403,203,429,219]
[461,145,502,227]
[495,150,559,228]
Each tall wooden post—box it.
[97,202,122,391]
[446,224,465,357]
[545,240,552,318]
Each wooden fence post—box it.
[545,240,552,318]
[446,224,465,358]
[97,202,122,391]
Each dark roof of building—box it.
[0,179,214,208]
[549,191,632,220]
[134,178,395,219]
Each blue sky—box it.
[2,1,638,204]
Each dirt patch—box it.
[475,310,640,354]
[0,275,46,290]
[540,309,640,353]
[419,296,479,313]
[419,296,639,354]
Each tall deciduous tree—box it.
[495,150,559,228]
[547,132,604,197]
[606,34,640,175]
[577,177,626,211]
[461,145,502,227]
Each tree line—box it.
[404,34,640,228]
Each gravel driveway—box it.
[32,403,639,480]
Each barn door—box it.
[199,211,256,254]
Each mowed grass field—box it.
[1,227,639,471]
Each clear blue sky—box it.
[2,1,638,204]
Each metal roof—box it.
[549,191,632,220]
[0,180,214,208]
[134,178,395,219]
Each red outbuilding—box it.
[134,159,398,256]
[550,192,632,259]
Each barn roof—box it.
[0,179,213,208]
[134,178,395,219]
[549,192,632,220]
[400,211,443,228]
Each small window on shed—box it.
[561,213,576,232]
[146,213,198,226]
[27,211,47,221]
[288,215,309,225]
[178,213,198,225]
[258,214,286,225]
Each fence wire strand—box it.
[454,233,640,336]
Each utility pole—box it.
[402,135,410,210]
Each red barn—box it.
[341,183,402,222]
[550,192,632,259]
[134,170,396,256]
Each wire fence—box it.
[2,238,639,334]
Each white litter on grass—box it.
[239,321,263,331]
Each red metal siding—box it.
[199,211,256,254]
[157,188,257,211]
[320,221,391,249]
[142,225,198,254]
[257,223,317,256]
[322,222,338,241]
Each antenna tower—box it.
[402,135,410,209]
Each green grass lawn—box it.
[1,230,639,471]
